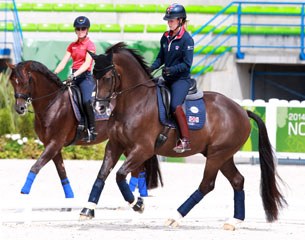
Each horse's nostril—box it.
[99,105,106,113]
[15,105,26,114]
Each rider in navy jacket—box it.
[150,3,194,153]
[151,26,194,83]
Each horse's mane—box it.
[105,42,152,76]
[16,61,63,87]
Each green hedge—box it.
[0,134,106,159]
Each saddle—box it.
[155,77,206,149]
[68,85,87,130]
[157,77,203,119]
[67,84,110,145]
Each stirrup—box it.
[173,139,191,153]
[84,128,97,142]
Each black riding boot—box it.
[83,101,97,142]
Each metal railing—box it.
[0,0,23,63]
[191,1,305,78]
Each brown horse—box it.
[80,42,286,229]
[7,61,162,200]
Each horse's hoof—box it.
[165,218,179,228]
[223,218,243,231]
[79,207,95,220]
[132,197,145,213]
[223,223,235,231]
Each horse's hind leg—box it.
[220,157,245,230]
[166,158,220,227]
[52,152,74,198]
[129,165,148,197]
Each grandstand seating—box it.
[4,23,301,36]
[2,1,304,78]
[0,2,301,36]
[1,3,300,15]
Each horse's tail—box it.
[144,155,164,189]
[247,110,287,222]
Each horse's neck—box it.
[32,75,61,97]
[116,80,156,114]
[31,75,64,111]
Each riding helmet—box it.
[163,3,186,21]
[73,16,90,28]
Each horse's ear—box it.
[6,62,15,70]
[106,51,113,62]
[87,50,98,60]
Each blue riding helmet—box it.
[73,16,90,28]
[163,3,186,21]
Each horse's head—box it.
[89,42,153,114]
[8,62,33,115]
[8,61,63,115]
[88,51,115,114]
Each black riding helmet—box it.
[73,16,90,28]
[163,3,186,21]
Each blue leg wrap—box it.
[21,171,37,194]
[61,178,74,198]
[138,172,148,197]
[128,177,138,192]
[234,190,245,220]
[117,180,135,203]
[88,178,105,204]
[177,189,204,217]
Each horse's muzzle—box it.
[94,100,109,114]
[15,104,27,115]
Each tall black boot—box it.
[83,100,97,142]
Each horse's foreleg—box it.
[53,152,74,198]
[116,153,150,213]
[166,158,219,227]
[220,158,245,231]
[80,141,123,220]
[21,143,61,194]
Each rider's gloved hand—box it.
[162,67,172,77]
[67,73,76,83]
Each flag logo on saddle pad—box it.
[188,116,199,124]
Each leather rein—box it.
[14,71,66,112]
[95,64,155,103]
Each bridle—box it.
[94,65,118,102]
[14,71,66,112]
[94,64,155,104]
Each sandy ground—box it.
[0,159,304,240]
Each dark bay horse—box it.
[7,61,162,200]
[80,42,286,229]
